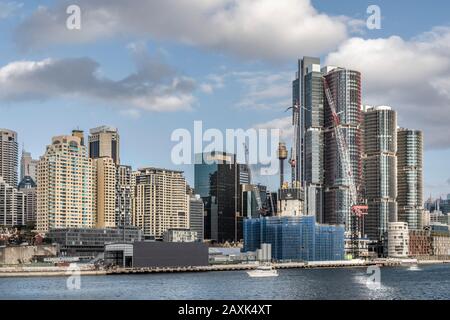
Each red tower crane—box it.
[323,77,368,258]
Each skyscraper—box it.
[0,129,18,187]
[18,176,37,225]
[194,152,240,243]
[94,157,116,228]
[88,126,120,164]
[397,128,424,230]
[363,106,398,241]
[116,165,132,227]
[292,57,321,186]
[0,176,25,226]
[36,134,96,233]
[189,194,204,241]
[323,67,363,232]
[20,150,38,182]
[133,167,189,240]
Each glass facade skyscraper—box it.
[244,216,344,261]
[397,128,423,230]
[194,152,241,243]
[323,68,363,232]
[363,106,398,241]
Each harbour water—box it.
[1,264,449,300]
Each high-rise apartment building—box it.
[0,176,25,226]
[189,194,204,241]
[133,167,189,240]
[18,176,37,224]
[20,150,39,182]
[88,126,120,164]
[397,128,424,230]
[36,134,96,233]
[116,165,132,227]
[323,67,363,232]
[363,106,398,241]
[94,157,116,228]
[194,152,241,243]
[0,129,19,187]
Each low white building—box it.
[163,229,197,243]
[388,222,409,258]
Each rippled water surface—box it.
[1,264,449,300]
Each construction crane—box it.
[285,103,300,186]
[323,77,368,258]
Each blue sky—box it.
[1,0,450,198]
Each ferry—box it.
[247,265,279,278]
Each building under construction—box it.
[323,67,363,232]
[363,106,398,241]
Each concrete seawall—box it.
[1,259,448,278]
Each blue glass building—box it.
[244,216,344,261]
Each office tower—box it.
[323,67,363,232]
[0,129,18,187]
[194,152,241,243]
[292,57,324,221]
[241,184,260,219]
[36,134,96,233]
[397,128,424,230]
[88,126,120,164]
[0,176,25,226]
[18,176,37,224]
[133,167,189,240]
[116,165,132,227]
[20,150,38,182]
[292,57,321,185]
[189,194,204,241]
[94,157,116,228]
[363,106,398,241]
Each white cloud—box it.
[253,116,293,142]
[0,47,198,112]
[233,71,292,110]
[15,0,351,60]
[325,27,450,149]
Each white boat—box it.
[247,265,279,278]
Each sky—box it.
[1,0,450,199]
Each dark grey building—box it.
[133,242,209,268]
[47,226,142,257]
[194,152,241,243]
[18,176,37,225]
